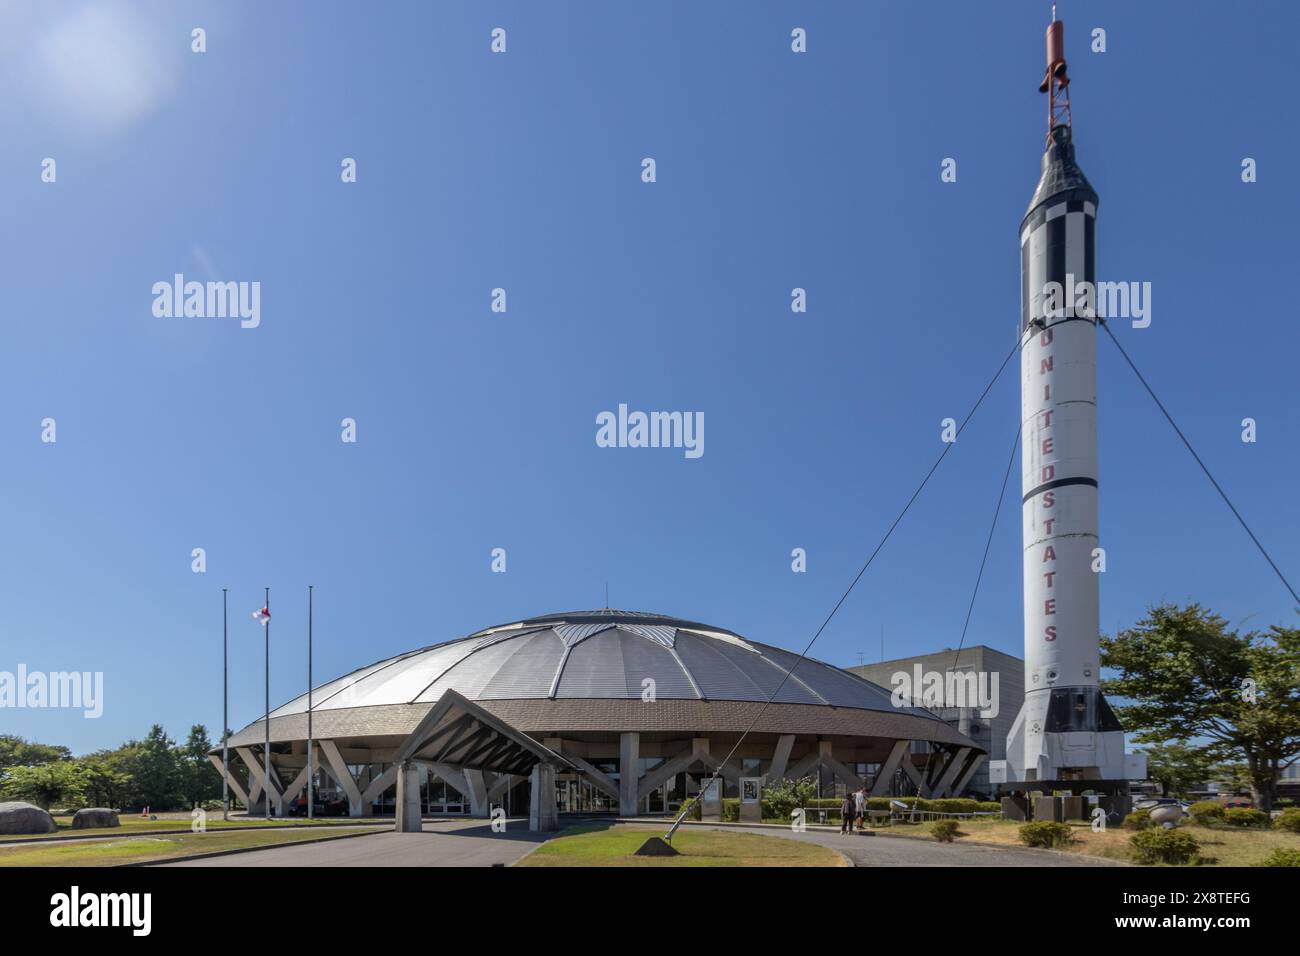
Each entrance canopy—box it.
[394,689,571,777]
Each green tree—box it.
[762,776,820,820]
[1,761,84,810]
[75,758,133,809]
[132,725,183,811]
[1101,604,1300,811]
[89,741,147,809]
[1140,742,1219,798]
[177,724,220,808]
[0,735,72,772]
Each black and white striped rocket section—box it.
[1020,195,1100,704]
[1003,130,1128,784]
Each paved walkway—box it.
[163,818,547,868]
[163,816,1125,868]
[677,823,1126,866]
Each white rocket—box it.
[990,16,1144,788]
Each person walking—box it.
[840,792,855,834]
[854,785,867,831]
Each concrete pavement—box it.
[163,816,1126,867]
[163,818,548,868]
[684,823,1126,866]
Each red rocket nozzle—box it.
[1039,19,1068,93]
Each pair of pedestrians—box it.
[839,786,868,833]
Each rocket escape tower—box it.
[987,10,1146,801]
[1040,10,1072,147]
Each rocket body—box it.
[992,126,1132,785]
[984,17,1144,794]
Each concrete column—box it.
[931,746,973,798]
[951,753,987,798]
[619,732,640,817]
[870,740,910,797]
[529,763,558,832]
[464,769,490,817]
[319,740,363,816]
[766,734,796,784]
[395,761,423,832]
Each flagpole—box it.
[264,585,271,821]
[307,584,313,820]
[222,588,229,822]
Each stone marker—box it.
[1001,794,1029,821]
[1033,795,1063,822]
[71,808,121,829]
[0,801,57,835]
[1061,796,1085,821]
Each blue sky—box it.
[2,1,1296,754]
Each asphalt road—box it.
[163,818,548,868]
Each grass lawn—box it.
[516,823,847,867]
[874,817,1300,866]
[0,813,380,844]
[0,825,378,867]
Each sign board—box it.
[739,777,762,823]
[701,777,723,821]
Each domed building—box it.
[214,610,984,827]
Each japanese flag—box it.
[252,606,270,626]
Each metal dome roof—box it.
[268,609,917,718]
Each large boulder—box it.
[0,801,57,835]
[71,808,120,830]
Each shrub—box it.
[721,798,739,822]
[1122,809,1151,830]
[1019,821,1074,849]
[803,798,843,809]
[762,777,818,821]
[1275,808,1300,834]
[675,798,701,821]
[1255,848,1300,867]
[931,819,961,842]
[859,796,999,815]
[1130,828,1200,866]
[867,797,905,812]
[1223,808,1270,829]
[1188,800,1225,825]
